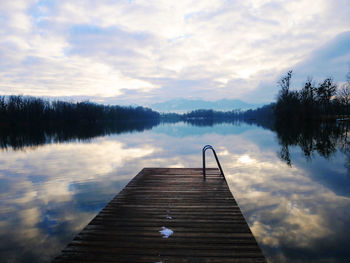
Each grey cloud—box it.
[67,25,155,57]
[247,31,350,103]
[293,31,350,82]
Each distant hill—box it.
[150,98,264,112]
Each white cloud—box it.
[0,0,349,103]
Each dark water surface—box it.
[0,121,350,262]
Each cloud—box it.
[0,0,349,103]
[250,30,350,102]
[293,31,350,83]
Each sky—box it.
[0,0,350,105]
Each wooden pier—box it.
[53,168,266,263]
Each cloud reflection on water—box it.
[0,122,349,262]
[0,139,157,262]
[217,135,350,262]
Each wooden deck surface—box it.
[53,168,266,263]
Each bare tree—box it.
[316,78,337,114]
[338,83,350,106]
[338,66,350,115]
[277,70,293,101]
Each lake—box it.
[0,121,350,262]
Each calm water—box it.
[0,121,350,262]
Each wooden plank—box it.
[53,168,266,263]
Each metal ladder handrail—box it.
[202,145,225,180]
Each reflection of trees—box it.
[337,121,350,178]
[279,144,292,166]
[184,118,242,127]
[275,120,349,166]
[0,120,159,151]
[341,148,350,179]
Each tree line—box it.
[4,68,350,127]
[0,95,274,127]
[0,95,160,124]
[275,70,350,121]
[161,104,275,124]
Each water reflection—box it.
[0,137,157,262]
[0,121,349,262]
[0,120,159,151]
[274,121,350,166]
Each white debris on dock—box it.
[159,226,173,238]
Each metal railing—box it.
[202,145,225,180]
